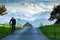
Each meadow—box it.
[39,24,60,40]
[0,24,21,39]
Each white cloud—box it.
[6,3,54,16]
[4,3,58,22]
[16,16,36,21]
[23,3,53,13]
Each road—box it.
[1,27,49,40]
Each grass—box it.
[39,24,60,40]
[0,24,21,39]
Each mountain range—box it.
[0,11,54,27]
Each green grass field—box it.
[39,24,60,40]
[0,24,21,39]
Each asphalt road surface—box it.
[1,27,49,40]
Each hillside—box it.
[0,24,21,39]
[39,24,60,40]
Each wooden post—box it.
[54,24,56,40]
[3,24,4,34]
[46,26,47,36]
[45,25,47,36]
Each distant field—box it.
[0,24,21,39]
[39,24,60,40]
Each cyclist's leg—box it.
[12,25,15,33]
[11,25,13,33]
[11,25,14,33]
[14,25,15,31]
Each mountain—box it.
[29,18,52,27]
[16,19,28,26]
[0,11,53,27]
[31,11,50,19]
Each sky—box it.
[1,0,58,16]
[0,0,60,27]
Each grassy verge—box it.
[39,24,60,40]
[0,24,21,39]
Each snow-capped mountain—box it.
[29,18,53,27]
[31,11,51,19]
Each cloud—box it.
[23,3,53,13]
[4,2,58,23]
[4,2,58,22]
[6,3,54,16]
[16,16,36,21]
[0,0,60,3]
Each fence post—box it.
[45,26,47,36]
[54,24,56,40]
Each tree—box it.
[48,5,60,40]
[48,5,60,24]
[0,4,7,34]
[0,4,7,16]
